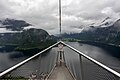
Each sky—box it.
[0,0,120,34]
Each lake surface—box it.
[0,42,120,79]
[66,42,120,71]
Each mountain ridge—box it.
[62,17,120,46]
[0,18,31,31]
[0,18,57,56]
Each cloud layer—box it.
[0,0,120,34]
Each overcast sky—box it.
[0,0,120,34]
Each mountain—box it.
[0,18,31,31]
[99,17,115,27]
[0,18,57,56]
[0,28,50,44]
[62,17,120,45]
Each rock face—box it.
[20,28,49,44]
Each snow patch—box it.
[0,28,21,33]
[23,26,36,30]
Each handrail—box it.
[0,41,60,77]
[60,41,120,78]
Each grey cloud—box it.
[76,12,105,21]
[0,0,120,34]
[0,0,13,19]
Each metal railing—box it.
[0,41,60,79]
[60,41,120,80]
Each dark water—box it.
[0,47,58,77]
[0,42,120,79]
[66,42,120,71]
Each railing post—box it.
[56,51,59,66]
[63,51,66,65]
[79,54,84,80]
[60,51,62,66]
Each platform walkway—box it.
[47,63,75,80]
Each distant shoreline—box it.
[78,41,120,58]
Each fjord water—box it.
[0,42,120,79]
[0,48,57,77]
[66,42,120,71]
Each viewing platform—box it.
[46,63,75,80]
[46,44,76,80]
